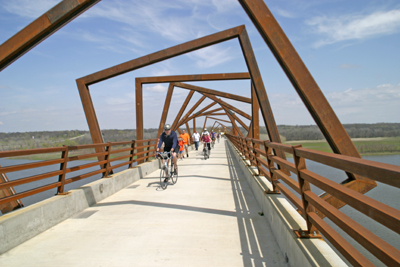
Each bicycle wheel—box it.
[171,166,178,184]
[204,149,207,160]
[160,168,168,190]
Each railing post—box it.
[103,143,112,178]
[57,145,69,195]
[264,141,280,194]
[292,144,321,238]
[129,140,136,168]
[252,139,260,174]
[144,140,150,162]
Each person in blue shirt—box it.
[157,124,179,175]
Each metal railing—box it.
[226,134,400,267]
[0,138,157,207]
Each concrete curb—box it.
[0,159,159,254]
[226,140,346,267]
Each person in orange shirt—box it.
[178,137,185,160]
[180,129,190,158]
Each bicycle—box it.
[156,152,178,190]
[203,143,210,160]
[211,139,215,148]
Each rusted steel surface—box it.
[137,73,250,84]
[202,93,251,120]
[238,0,376,190]
[305,191,400,266]
[174,82,251,103]
[0,0,101,71]
[227,134,400,266]
[0,138,156,211]
[171,91,195,130]
[250,85,260,139]
[157,83,175,138]
[308,212,373,267]
[237,28,284,158]
[78,25,245,85]
[0,168,23,214]
[176,96,206,128]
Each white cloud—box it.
[187,46,234,68]
[2,0,59,18]
[275,8,296,19]
[144,84,167,93]
[307,9,400,47]
[270,84,400,124]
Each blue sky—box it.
[0,0,399,132]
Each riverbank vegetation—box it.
[1,123,399,156]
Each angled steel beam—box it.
[172,91,195,130]
[78,26,245,85]
[137,73,250,84]
[239,0,376,205]
[176,96,207,128]
[237,27,285,160]
[157,83,175,138]
[207,116,231,124]
[202,93,251,120]
[184,102,218,124]
[225,110,250,132]
[0,0,100,71]
[174,82,251,103]
[250,84,260,139]
[135,72,250,143]
[222,108,243,137]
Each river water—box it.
[0,159,131,212]
[1,154,399,265]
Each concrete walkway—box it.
[0,140,289,267]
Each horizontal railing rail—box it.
[226,133,400,267]
[0,138,157,208]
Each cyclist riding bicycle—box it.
[202,130,211,156]
[211,131,216,144]
[157,124,179,179]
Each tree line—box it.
[1,123,399,151]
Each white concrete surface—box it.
[0,159,159,254]
[226,141,347,267]
[0,140,289,267]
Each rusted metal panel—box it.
[202,93,251,120]
[0,0,100,71]
[174,82,251,103]
[0,167,23,214]
[137,73,250,84]
[171,91,195,131]
[237,28,285,162]
[157,83,175,138]
[79,26,245,85]
[238,0,375,181]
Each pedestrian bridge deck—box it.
[0,140,291,267]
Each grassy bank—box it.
[285,137,400,155]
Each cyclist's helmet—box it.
[204,128,207,131]
[164,124,171,130]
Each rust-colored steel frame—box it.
[135,73,251,139]
[0,0,100,72]
[0,0,377,222]
[238,0,377,197]
[76,25,286,161]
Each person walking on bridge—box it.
[192,130,200,150]
[157,124,179,175]
[180,129,190,158]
